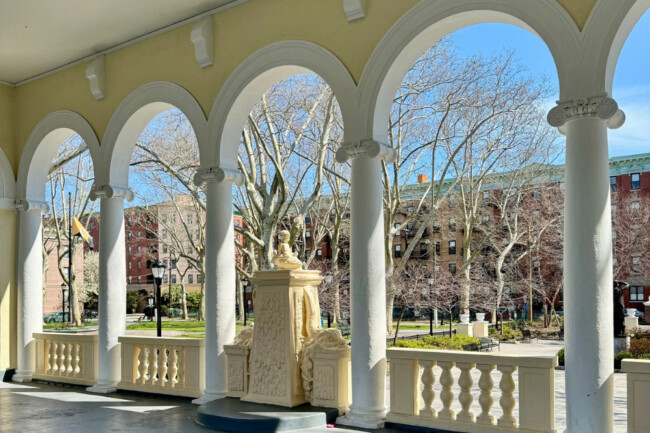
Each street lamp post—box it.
[61,283,68,323]
[147,295,154,322]
[150,259,166,337]
[324,272,333,328]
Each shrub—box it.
[393,335,480,351]
[126,290,142,312]
[186,291,201,311]
[557,349,564,366]
[629,337,650,356]
[488,327,498,335]
[500,325,521,341]
[615,351,635,369]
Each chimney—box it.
[417,174,429,184]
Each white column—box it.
[87,185,133,393]
[548,95,625,433]
[13,200,48,382]
[335,139,395,428]
[192,167,243,404]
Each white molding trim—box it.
[0,147,15,200]
[17,110,100,202]
[343,0,366,22]
[191,16,214,68]
[205,40,358,169]
[357,0,576,141]
[193,166,244,187]
[85,56,106,100]
[100,81,208,188]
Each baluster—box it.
[57,341,65,375]
[72,343,81,375]
[476,364,496,425]
[137,345,147,384]
[177,348,185,388]
[420,360,436,417]
[168,347,178,387]
[437,361,456,420]
[148,345,159,386]
[65,342,73,375]
[46,339,55,374]
[456,362,476,423]
[497,365,517,428]
[159,346,169,387]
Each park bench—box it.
[522,329,537,343]
[478,337,500,352]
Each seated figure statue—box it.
[272,230,303,270]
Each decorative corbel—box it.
[193,166,244,187]
[343,0,366,21]
[89,184,134,202]
[335,138,396,163]
[85,56,106,100]
[191,16,214,68]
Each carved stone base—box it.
[336,406,386,429]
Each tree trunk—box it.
[180,283,188,320]
[236,277,245,321]
[70,243,82,326]
[386,288,395,335]
[393,305,407,345]
[197,277,205,321]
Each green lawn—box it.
[127,320,246,334]
[393,322,457,330]
[43,322,97,330]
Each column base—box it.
[192,391,227,405]
[86,380,118,394]
[336,406,386,429]
[12,371,33,383]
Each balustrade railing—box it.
[117,336,204,398]
[622,359,650,433]
[33,333,98,386]
[387,348,557,433]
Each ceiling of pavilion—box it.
[0,0,239,84]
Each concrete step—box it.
[195,397,338,432]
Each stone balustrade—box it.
[622,359,650,433]
[117,336,205,398]
[386,348,557,433]
[33,332,98,386]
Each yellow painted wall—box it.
[0,84,16,176]
[556,0,598,31]
[0,210,17,371]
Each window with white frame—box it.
[188,274,193,284]
[128,261,132,270]
[306,229,311,243]
[631,173,641,190]
[632,256,641,274]
[630,286,644,302]
[317,247,322,257]
[128,276,132,284]
[137,276,141,284]
[631,201,640,213]
[449,262,457,275]
[610,176,618,192]
[394,244,402,258]
[394,223,401,237]
[448,240,456,255]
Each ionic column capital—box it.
[89,184,135,201]
[193,166,244,187]
[547,93,625,130]
[14,199,50,213]
[335,138,396,164]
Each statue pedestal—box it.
[242,269,322,407]
[625,316,639,333]
[473,322,489,338]
[457,323,473,337]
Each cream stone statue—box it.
[271,230,303,270]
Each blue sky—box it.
[451,12,650,158]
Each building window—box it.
[394,223,401,237]
[449,240,456,255]
[306,229,311,243]
[610,176,618,192]
[533,208,541,218]
[89,221,94,230]
[482,214,490,223]
[171,274,177,284]
[631,173,641,190]
[435,264,440,274]
[128,276,132,284]
[483,191,489,200]
[188,214,193,224]
[533,190,541,200]
[128,246,132,255]
[407,206,414,213]
[163,244,168,254]
[137,246,141,254]
[449,219,456,232]
[136,231,141,238]
[630,286,644,302]
[188,274,194,284]
[163,274,168,284]
[128,231,132,240]
[162,229,167,239]
[631,201,640,213]
[449,262,457,275]
[137,276,141,284]
[317,248,322,257]
[449,194,456,205]
[197,274,203,283]
[611,204,617,215]
[435,241,440,256]
[146,260,152,269]
[533,259,541,274]
[632,256,641,274]
[162,214,167,222]
[137,261,141,269]
[394,244,402,258]
[127,217,132,226]
[420,243,428,256]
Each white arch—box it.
[0,147,15,202]
[100,81,208,188]
[205,40,358,169]
[17,110,100,201]
[358,0,577,142]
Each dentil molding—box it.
[547,93,625,130]
[336,138,396,163]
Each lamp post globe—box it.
[150,259,166,337]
